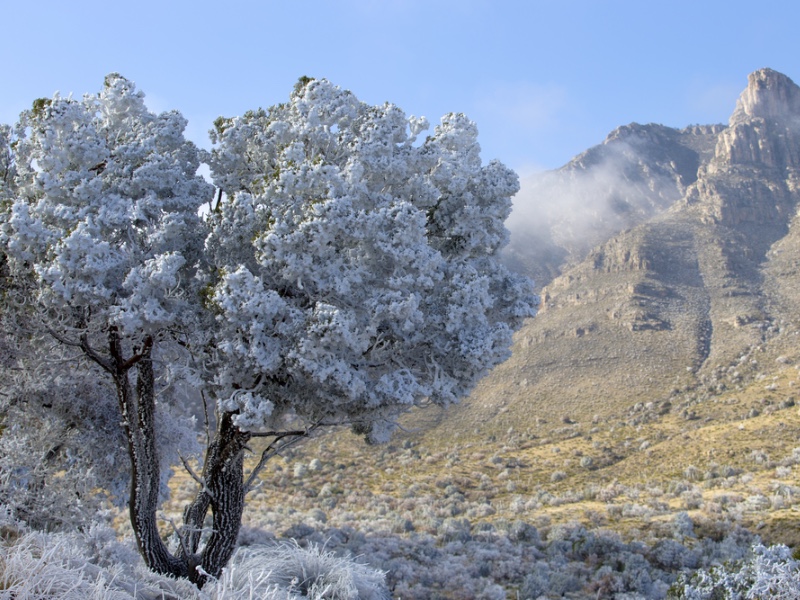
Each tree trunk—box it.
[179,412,250,587]
[112,339,188,579]
[103,332,253,587]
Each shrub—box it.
[208,541,391,600]
[670,543,800,599]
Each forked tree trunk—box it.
[109,337,188,579]
[103,333,251,588]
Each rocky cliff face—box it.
[688,68,800,239]
[453,68,800,435]
[504,120,722,290]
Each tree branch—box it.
[244,429,311,494]
[77,333,115,373]
[247,429,308,438]
[179,454,215,503]
[119,335,154,371]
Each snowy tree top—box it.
[206,77,536,441]
[2,74,214,335]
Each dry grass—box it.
[159,358,797,553]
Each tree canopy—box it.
[205,77,533,442]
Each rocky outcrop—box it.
[687,68,800,237]
[730,68,800,123]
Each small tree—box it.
[1,75,535,586]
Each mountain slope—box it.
[438,68,800,440]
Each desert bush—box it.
[208,541,390,600]
[670,543,800,599]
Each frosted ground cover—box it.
[2,502,799,599]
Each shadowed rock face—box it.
[457,68,800,436]
[505,118,723,292]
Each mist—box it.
[502,123,715,289]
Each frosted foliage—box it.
[674,544,800,599]
[0,517,390,600]
[0,325,199,524]
[207,78,535,440]
[208,542,390,599]
[0,124,14,201]
[2,74,213,334]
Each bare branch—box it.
[42,325,81,349]
[244,429,312,494]
[78,334,115,373]
[119,335,154,371]
[248,429,308,438]
[200,390,211,447]
[160,512,193,561]
[179,454,216,502]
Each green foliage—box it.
[293,76,315,95]
[30,98,51,118]
[103,72,123,87]
[212,116,233,138]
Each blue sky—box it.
[2,0,798,172]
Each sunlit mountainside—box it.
[458,67,800,434]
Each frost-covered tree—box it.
[671,543,800,599]
[1,75,213,581]
[1,74,535,587]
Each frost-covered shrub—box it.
[439,517,472,542]
[0,512,389,600]
[208,541,390,600]
[671,511,696,540]
[506,520,540,544]
[681,490,704,510]
[520,561,584,598]
[0,338,129,531]
[775,465,792,478]
[649,539,701,571]
[671,543,800,599]
[0,522,201,600]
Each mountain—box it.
[434,68,800,438]
[504,121,722,291]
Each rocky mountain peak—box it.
[476,68,800,435]
[730,68,800,125]
[686,68,800,231]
